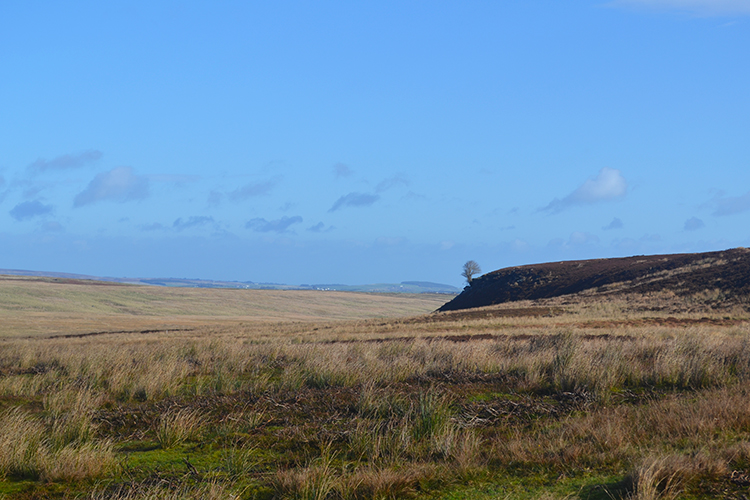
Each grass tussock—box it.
[0,408,115,482]
[154,406,206,449]
[87,481,240,500]
[624,452,728,500]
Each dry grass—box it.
[0,407,115,482]
[87,481,240,500]
[0,286,749,498]
[0,275,450,338]
[154,407,206,449]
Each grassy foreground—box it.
[1,280,750,499]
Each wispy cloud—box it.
[173,216,215,231]
[333,163,353,178]
[606,0,750,16]
[329,192,380,212]
[228,177,280,202]
[376,174,409,193]
[9,200,54,221]
[542,167,627,213]
[73,166,149,207]
[308,222,335,233]
[603,217,624,230]
[711,191,750,216]
[683,216,705,231]
[246,215,303,233]
[27,150,102,174]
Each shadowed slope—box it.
[439,247,750,312]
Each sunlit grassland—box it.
[0,275,450,338]
[1,278,750,499]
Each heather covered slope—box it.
[439,247,750,312]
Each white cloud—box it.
[569,231,600,246]
[73,166,149,207]
[543,167,627,213]
[547,232,601,252]
[606,0,750,16]
[440,240,455,250]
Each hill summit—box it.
[438,248,750,312]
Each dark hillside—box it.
[439,247,750,312]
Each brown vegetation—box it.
[440,247,750,311]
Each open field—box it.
[0,275,450,338]
[1,279,750,499]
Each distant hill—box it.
[438,248,750,312]
[298,281,459,294]
[0,269,457,294]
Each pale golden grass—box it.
[0,408,46,479]
[274,455,338,500]
[274,449,437,500]
[336,465,426,499]
[2,320,750,403]
[155,406,206,449]
[0,276,450,338]
[624,452,727,500]
[0,408,115,481]
[44,387,103,448]
[42,440,116,482]
[87,481,240,500]
[493,385,750,479]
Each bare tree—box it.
[461,260,481,284]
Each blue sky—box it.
[1,0,749,286]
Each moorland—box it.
[1,260,750,499]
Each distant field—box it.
[0,275,451,338]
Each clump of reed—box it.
[87,481,240,500]
[154,406,206,449]
[0,407,115,481]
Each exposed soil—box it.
[54,328,194,339]
[439,247,750,312]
